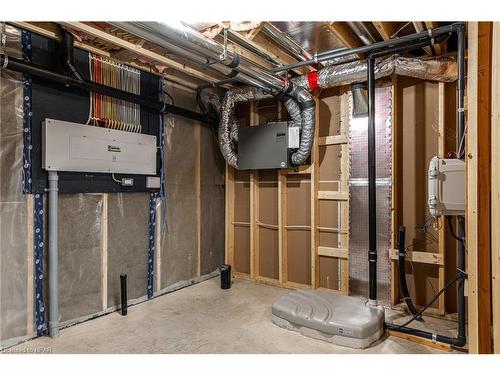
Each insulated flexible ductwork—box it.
[218,55,456,169]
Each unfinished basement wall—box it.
[0,26,224,347]
[393,76,457,314]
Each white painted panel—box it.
[43,118,156,174]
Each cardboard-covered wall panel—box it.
[234,182,250,222]
[318,89,341,137]
[258,171,278,225]
[107,193,149,306]
[57,194,103,322]
[258,228,279,279]
[319,145,342,183]
[234,226,250,274]
[286,176,311,284]
[397,77,443,308]
[319,256,340,290]
[286,231,311,285]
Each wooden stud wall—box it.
[226,89,350,292]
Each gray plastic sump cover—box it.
[271,289,385,349]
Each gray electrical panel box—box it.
[238,121,298,170]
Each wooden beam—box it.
[318,135,348,146]
[311,98,320,288]
[246,22,265,41]
[10,21,111,57]
[339,90,350,293]
[61,22,221,83]
[317,191,349,200]
[466,21,493,354]
[388,330,452,352]
[278,170,288,284]
[390,249,444,265]
[225,164,235,269]
[249,103,260,279]
[492,21,500,354]
[372,22,398,41]
[318,247,348,259]
[328,22,365,59]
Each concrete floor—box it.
[11,277,460,354]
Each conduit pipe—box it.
[61,29,83,80]
[110,22,286,91]
[272,23,462,72]
[48,171,59,338]
[262,23,314,65]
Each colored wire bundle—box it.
[88,54,142,133]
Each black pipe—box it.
[397,226,421,319]
[367,56,377,303]
[272,23,463,72]
[120,274,128,316]
[0,54,216,125]
[383,23,467,348]
[60,29,83,80]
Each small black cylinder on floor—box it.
[120,273,128,316]
[220,264,231,290]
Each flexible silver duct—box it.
[219,55,457,169]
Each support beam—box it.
[372,22,399,41]
[466,21,493,354]
[492,21,500,354]
[225,164,235,268]
[328,22,365,59]
[61,22,222,84]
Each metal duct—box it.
[218,54,456,168]
[109,22,316,169]
[263,23,313,63]
[110,22,286,91]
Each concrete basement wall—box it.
[0,30,225,347]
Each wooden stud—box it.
[466,21,493,354]
[339,90,350,294]
[101,193,108,311]
[195,124,201,277]
[225,164,235,269]
[249,103,260,279]
[311,98,320,289]
[437,82,447,315]
[246,22,265,41]
[492,21,500,354]
[278,169,288,284]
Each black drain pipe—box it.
[381,23,467,347]
[60,29,83,80]
[397,226,421,319]
[0,54,216,125]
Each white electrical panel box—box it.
[43,118,156,175]
[428,156,465,217]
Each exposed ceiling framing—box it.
[8,21,449,91]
